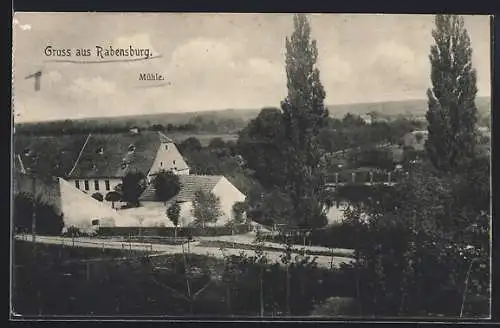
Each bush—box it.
[97,224,250,238]
[91,192,104,202]
[261,223,366,250]
[13,193,64,235]
[311,297,360,317]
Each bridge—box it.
[325,170,404,188]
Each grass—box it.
[13,240,152,262]
[197,240,354,258]
[12,239,358,317]
[166,133,239,146]
[108,236,191,245]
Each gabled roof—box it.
[68,131,163,178]
[158,131,174,143]
[139,175,224,202]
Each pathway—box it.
[14,234,354,269]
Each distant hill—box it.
[326,96,491,119]
[14,97,490,134]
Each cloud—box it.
[112,33,160,57]
[370,41,428,79]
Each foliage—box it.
[342,113,366,127]
[310,297,360,317]
[151,169,181,203]
[279,14,330,228]
[166,202,181,228]
[237,107,288,189]
[347,146,395,171]
[231,201,248,224]
[426,14,479,172]
[245,187,295,226]
[178,137,202,153]
[13,192,64,235]
[64,226,81,238]
[121,171,146,207]
[97,225,249,238]
[91,192,103,202]
[349,160,490,317]
[104,191,121,209]
[208,137,227,150]
[191,190,223,229]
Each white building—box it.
[137,175,246,227]
[66,131,189,206]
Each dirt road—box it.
[14,234,354,269]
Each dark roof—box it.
[139,175,223,202]
[14,134,88,177]
[69,131,164,178]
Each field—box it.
[166,133,238,146]
[13,97,491,127]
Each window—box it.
[160,161,163,167]
[173,160,176,165]
[75,180,80,189]
[105,180,110,191]
[165,145,169,150]
[94,180,99,191]
[84,180,89,191]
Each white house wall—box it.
[67,178,122,207]
[212,177,246,222]
[58,178,121,232]
[147,142,190,179]
[67,178,122,195]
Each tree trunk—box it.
[174,225,178,238]
[260,265,264,317]
[286,265,291,315]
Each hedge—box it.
[97,224,250,237]
[261,223,366,250]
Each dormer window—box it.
[23,148,31,156]
[165,144,169,150]
[128,144,136,152]
[96,147,104,155]
[121,163,127,170]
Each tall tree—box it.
[121,171,146,207]
[191,190,223,230]
[166,202,181,237]
[280,14,329,228]
[237,107,288,189]
[152,169,181,204]
[426,14,479,172]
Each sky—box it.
[12,13,491,123]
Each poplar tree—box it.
[281,14,329,228]
[426,14,479,172]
